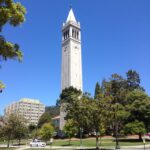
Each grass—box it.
[0,139,28,145]
[50,137,150,147]
[1,137,150,150]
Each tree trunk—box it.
[139,133,142,141]
[7,136,10,148]
[96,132,99,150]
[69,137,71,145]
[19,138,21,146]
[99,135,102,149]
[11,140,13,145]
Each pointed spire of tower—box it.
[66,7,77,23]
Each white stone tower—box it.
[61,8,82,91]
[60,8,83,130]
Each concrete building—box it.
[4,98,45,125]
[52,115,60,129]
[60,8,83,130]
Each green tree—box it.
[61,88,91,132]
[99,73,129,149]
[90,98,105,149]
[13,117,28,145]
[0,0,26,92]
[126,70,144,91]
[40,123,54,144]
[37,113,51,128]
[1,114,27,147]
[124,121,146,140]
[59,87,92,146]
[94,82,101,99]
[59,86,82,104]
[45,106,60,118]
[97,70,149,143]
[63,119,78,145]
[28,124,37,132]
[125,91,150,134]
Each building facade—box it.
[60,8,83,130]
[4,98,45,125]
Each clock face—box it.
[74,46,79,49]
[64,46,67,52]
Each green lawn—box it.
[1,137,150,150]
[50,138,150,147]
[0,139,28,145]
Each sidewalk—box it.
[1,144,150,150]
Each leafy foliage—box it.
[63,119,78,144]
[94,82,101,99]
[124,121,146,140]
[0,0,26,61]
[0,0,26,92]
[45,106,60,118]
[126,70,144,91]
[0,114,27,147]
[40,123,54,143]
[37,112,51,128]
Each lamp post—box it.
[142,135,146,150]
[80,127,83,147]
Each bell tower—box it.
[61,8,83,91]
[60,8,83,130]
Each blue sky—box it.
[0,0,150,114]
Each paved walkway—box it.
[1,144,150,150]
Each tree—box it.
[28,124,37,133]
[98,70,149,143]
[0,0,26,92]
[59,87,92,147]
[125,90,150,134]
[90,97,107,150]
[98,73,129,149]
[37,113,51,128]
[40,123,54,144]
[126,70,144,91]
[124,121,146,140]
[59,86,82,104]
[60,88,91,133]
[45,106,60,118]
[1,114,27,147]
[94,82,101,99]
[63,119,78,145]
[13,117,28,145]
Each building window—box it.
[77,31,79,39]
[72,29,74,37]
[64,30,69,40]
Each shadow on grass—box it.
[12,144,26,146]
[61,144,74,146]
[117,139,141,142]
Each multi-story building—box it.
[4,98,45,125]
